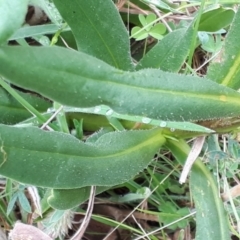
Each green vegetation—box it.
[0,0,240,239]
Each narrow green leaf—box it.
[0,125,165,189]
[9,24,70,41]
[1,46,240,122]
[136,26,194,72]
[7,192,18,216]
[166,139,230,240]
[0,197,14,224]
[53,0,133,70]
[207,8,240,89]
[63,106,213,133]
[0,0,29,44]
[48,186,109,210]
[198,7,235,32]
[0,87,51,124]
[18,191,32,213]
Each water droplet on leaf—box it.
[94,106,101,113]
[106,109,113,116]
[142,117,151,124]
[159,121,167,127]
[47,108,53,113]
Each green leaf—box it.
[166,139,230,240]
[0,0,29,44]
[1,46,240,122]
[146,13,156,24]
[158,202,190,230]
[136,26,194,72]
[200,34,222,53]
[131,26,148,41]
[0,87,51,124]
[139,14,148,27]
[141,0,173,12]
[9,24,70,41]
[110,187,151,203]
[18,191,32,213]
[7,192,18,216]
[48,186,109,210]
[198,7,235,32]
[207,7,240,89]
[64,106,213,133]
[145,13,157,31]
[53,0,133,70]
[149,23,166,39]
[0,125,165,189]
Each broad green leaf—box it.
[0,125,165,189]
[0,87,51,124]
[0,0,29,44]
[53,0,133,70]
[1,46,240,123]
[198,7,235,32]
[48,186,109,210]
[166,139,230,240]
[207,8,240,89]
[136,26,194,72]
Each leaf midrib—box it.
[4,132,162,161]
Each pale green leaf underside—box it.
[53,0,133,70]
[0,0,29,44]
[207,8,240,89]
[1,46,240,122]
[0,125,165,189]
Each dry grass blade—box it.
[222,184,240,202]
[179,136,206,184]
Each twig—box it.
[133,211,196,240]
[70,186,96,240]
[40,105,63,130]
[103,169,175,240]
